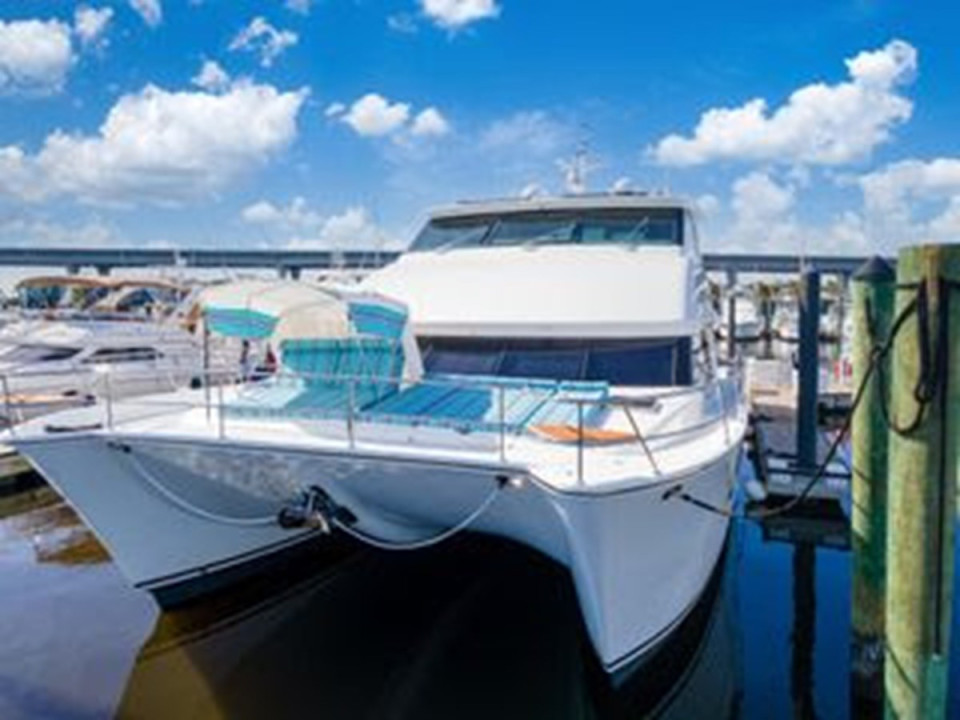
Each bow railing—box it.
[0,364,745,485]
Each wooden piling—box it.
[851,258,895,644]
[884,244,960,720]
[850,258,894,716]
[796,268,820,470]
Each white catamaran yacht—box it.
[6,193,747,675]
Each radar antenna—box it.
[557,128,599,195]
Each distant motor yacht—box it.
[0,318,210,425]
[7,192,748,676]
[720,290,762,342]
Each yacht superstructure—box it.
[6,192,747,674]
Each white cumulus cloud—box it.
[129,0,162,28]
[74,6,114,49]
[0,19,74,96]
[230,17,298,68]
[0,81,308,205]
[651,39,917,167]
[335,94,452,142]
[410,107,451,137]
[0,214,116,248]
[242,196,321,230]
[420,0,501,30]
[242,198,397,249]
[191,59,230,92]
[859,158,960,214]
[856,157,960,249]
[702,170,871,255]
[340,93,411,137]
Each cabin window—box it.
[423,341,501,375]
[409,217,492,252]
[420,338,692,386]
[2,344,81,363]
[410,209,683,251]
[82,347,162,364]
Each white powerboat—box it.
[0,319,208,424]
[720,290,762,342]
[6,192,747,675]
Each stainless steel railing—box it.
[0,363,745,483]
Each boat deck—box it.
[10,380,747,495]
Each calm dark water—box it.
[0,461,956,720]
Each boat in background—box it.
[7,192,747,675]
[719,288,762,342]
[0,279,248,426]
[0,319,209,425]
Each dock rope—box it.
[114,442,279,527]
[328,477,507,552]
[114,438,508,547]
[668,286,921,521]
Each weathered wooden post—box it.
[850,257,895,713]
[884,244,960,720]
[796,267,820,471]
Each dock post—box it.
[850,257,895,713]
[884,244,960,720]
[760,283,774,359]
[726,269,738,363]
[796,267,820,471]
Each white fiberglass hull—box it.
[13,428,737,674]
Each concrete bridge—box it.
[0,247,885,278]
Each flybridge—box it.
[0,247,886,276]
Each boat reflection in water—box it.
[119,532,740,719]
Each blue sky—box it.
[0,0,958,256]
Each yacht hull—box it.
[14,431,737,674]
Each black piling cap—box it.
[853,255,895,282]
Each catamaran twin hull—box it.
[11,412,740,676]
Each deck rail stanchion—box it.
[203,318,211,423]
[577,400,585,486]
[717,379,731,444]
[2,375,14,438]
[498,385,506,463]
[622,404,662,476]
[216,382,225,439]
[205,370,213,424]
[104,372,114,431]
[347,379,356,450]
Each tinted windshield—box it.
[420,337,692,386]
[1,344,81,363]
[410,209,683,251]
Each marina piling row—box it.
[851,258,895,646]
[884,245,959,720]
[851,246,960,719]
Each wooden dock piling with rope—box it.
[880,244,960,720]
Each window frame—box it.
[81,346,163,365]
[420,336,693,387]
[410,208,685,252]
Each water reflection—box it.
[120,535,739,720]
[0,470,874,719]
[0,480,109,567]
